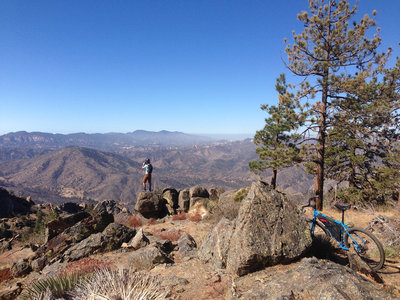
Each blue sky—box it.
[1,1,399,136]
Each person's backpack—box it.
[148,164,153,174]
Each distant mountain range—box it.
[0,130,315,206]
[0,130,218,152]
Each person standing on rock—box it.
[142,158,153,191]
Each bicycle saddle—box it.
[334,203,351,211]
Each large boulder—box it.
[93,200,122,215]
[135,192,167,219]
[209,187,225,201]
[57,202,82,214]
[0,188,33,218]
[209,190,241,221]
[228,258,397,299]
[162,188,179,215]
[198,218,235,269]
[189,186,209,198]
[226,181,312,276]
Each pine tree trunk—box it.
[271,169,277,190]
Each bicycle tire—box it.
[344,227,385,271]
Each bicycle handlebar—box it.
[301,196,318,212]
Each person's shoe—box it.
[149,188,152,192]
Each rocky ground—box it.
[0,183,399,299]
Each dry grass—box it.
[187,212,202,222]
[150,229,184,242]
[0,267,11,283]
[172,213,187,221]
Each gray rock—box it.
[0,240,11,254]
[0,187,33,218]
[129,245,173,270]
[31,256,48,272]
[163,188,179,210]
[226,181,312,276]
[210,190,241,221]
[209,187,225,201]
[93,200,122,215]
[45,211,90,242]
[176,233,197,258]
[228,258,398,299]
[126,228,150,250]
[198,218,234,269]
[189,186,209,198]
[178,190,190,212]
[189,197,208,208]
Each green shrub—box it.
[233,187,250,203]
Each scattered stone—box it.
[57,202,82,214]
[0,282,22,300]
[126,228,150,250]
[45,211,90,242]
[175,233,197,259]
[93,200,122,215]
[209,187,225,201]
[31,256,48,272]
[0,240,11,254]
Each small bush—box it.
[151,229,183,242]
[187,212,202,222]
[233,187,250,203]
[172,213,187,221]
[63,258,114,275]
[127,215,143,228]
[71,268,168,300]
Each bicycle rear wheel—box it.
[344,227,385,271]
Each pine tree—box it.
[284,0,388,210]
[249,74,302,189]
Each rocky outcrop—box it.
[199,181,312,276]
[45,211,90,242]
[124,228,149,250]
[93,200,122,215]
[228,258,397,299]
[135,192,167,219]
[0,188,33,218]
[56,202,82,214]
[178,190,190,213]
[175,233,197,259]
[63,223,136,262]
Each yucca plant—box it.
[21,272,87,299]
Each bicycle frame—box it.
[310,210,351,250]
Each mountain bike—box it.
[302,197,385,271]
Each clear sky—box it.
[1,1,399,136]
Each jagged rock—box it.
[135,192,167,219]
[147,233,174,253]
[125,228,150,250]
[57,202,82,214]
[163,188,179,214]
[228,258,397,299]
[0,240,11,254]
[178,190,190,213]
[198,218,235,269]
[0,188,33,218]
[31,256,48,272]
[10,259,32,278]
[45,211,90,242]
[175,233,197,259]
[190,197,208,208]
[93,200,122,215]
[209,187,225,201]
[210,190,241,221]
[189,186,209,198]
[348,247,384,283]
[227,181,312,276]
[129,245,173,270]
[63,223,136,262]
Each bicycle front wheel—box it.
[307,219,329,240]
[344,227,385,271]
